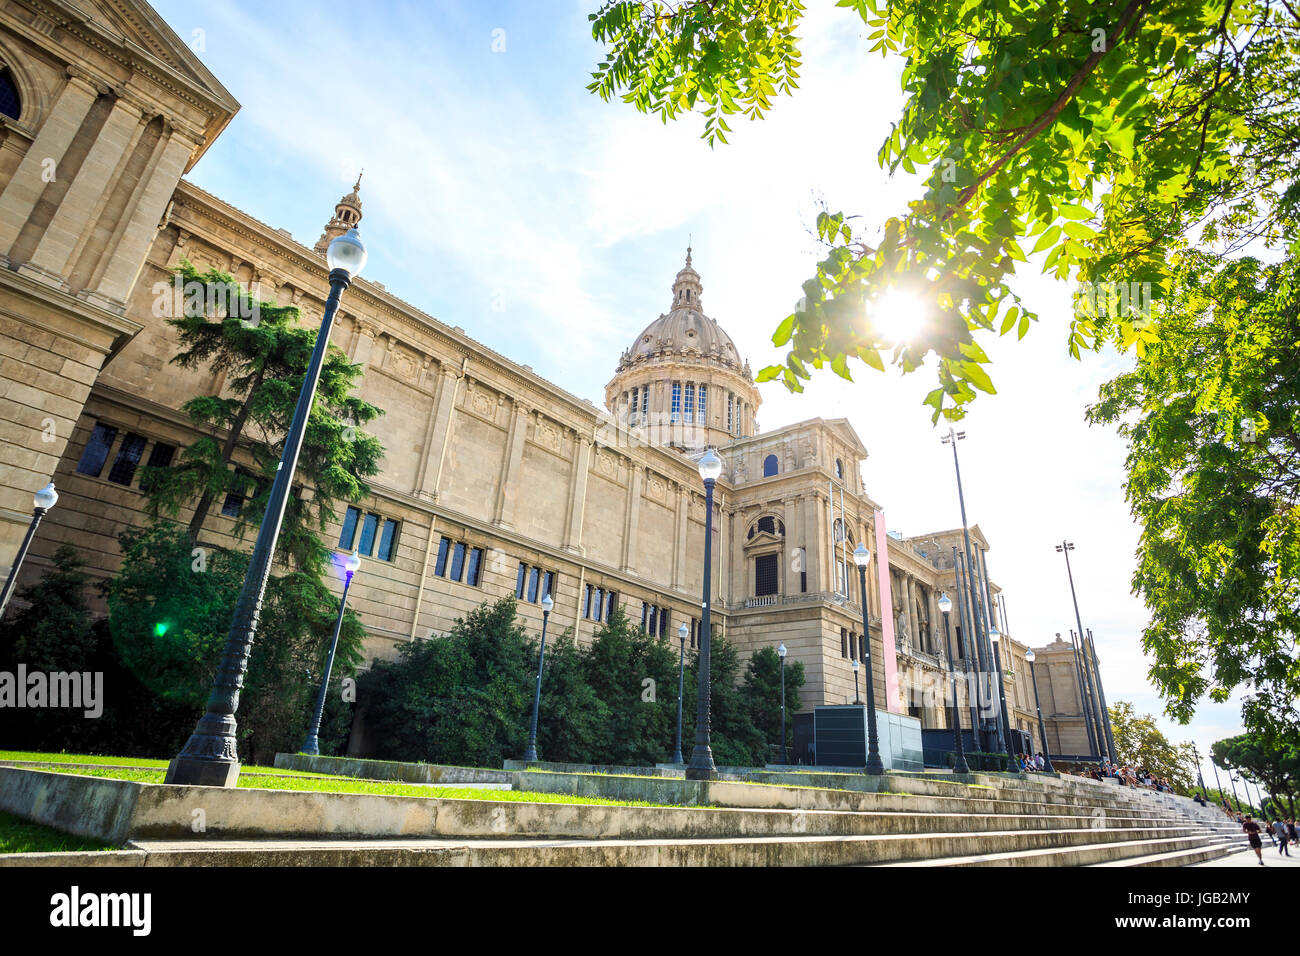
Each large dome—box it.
[616,247,743,373]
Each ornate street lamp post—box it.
[988,626,1017,770]
[300,549,361,755]
[854,543,884,775]
[777,642,788,765]
[1025,647,1054,772]
[938,592,969,774]
[0,482,57,621]
[523,593,554,763]
[167,228,368,788]
[851,655,861,705]
[686,448,723,781]
[1192,746,1208,801]
[1057,541,1115,763]
[673,622,688,765]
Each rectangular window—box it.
[659,609,670,639]
[801,570,808,593]
[358,512,380,556]
[76,423,118,477]
[684,384,695,423]
[755,553,779,597]
[339,507,361,550]
[527,567,540,603]
[841,628,848,659]
[221,468,253,518]
[594,587,605,621]
[466,547,484,587]
[690,618,697,649]
[629,388,639,426]
[145,441,175,471]
[436,537,452,576]
[859,634,867,661]
[648,605,658,635]
[641,602,649,631]
[726,393,734,434]
[697,385,707,425]
[670,382,681,423]
[516,563,528,599]
[449,541,466,581]
[543,571,555,602]
[377,519,399,561]
[605,590,617,621]
[583,585,592,619]
[107,433,147,485]
[641,386,648,423]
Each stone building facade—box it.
[0,0,1112,759]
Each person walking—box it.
[1273,819,1290,856]
[1243,815,1264,865]
[1288,819,1298,847]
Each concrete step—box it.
[872,833,1232,868]
[1087,839,1245,868]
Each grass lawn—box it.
[0,811,116,854]
[0,750,331,779]
[29,765,695,807]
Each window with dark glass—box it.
[835,458,844,479]
[516,563,528,599]
[527,567,540,602]
[357,512,380,556]
[605,590,617,620]
[763,454,778,478]
[144,441,175,471]
[583,585,592,618]
[0,67,20,120]
[436,537,452,576]
[449,541,466,581]
[339,507,361,549]
[76,423,118,477]
[466,547,484,586]
[543,571,555,602]
[648,605,658,635]
[841,628,848,658]
[659,609,670,639]
[222,469,255,518]
[859,634,867,661]
[376,519,399,562]
[670,382,681,423]
[106,432,147,485]
[754,553,779,596]
[594,587,605,620]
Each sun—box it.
[870,289,926,345]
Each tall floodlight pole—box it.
[938,593,969,774]
[978,547,1012,755]
[952,547,982,746]
[0,482,58,621]
[673,622,688,765]
[1192,746,1208,800]
[523,592,554,762]
[1025,648,1054,771]
[1067,629,1100,758]
[942,427,993,750]
[166,227,369,788]
[300,549,361,756]
[686,448,723,781]
[1073,628,1105,761]
[1057,541,1110,763]
[1211,758,1226,808]
[988,625,1015,769]
[854,543,885,774]
[1084,627,1117,764]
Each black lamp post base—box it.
[685,745,716,781]
[300,739,320,757]
[864,754,885,776]
[165,754,240,788]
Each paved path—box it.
[1194,844,1299,867]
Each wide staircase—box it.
[7,762,1245,867]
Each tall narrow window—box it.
[641,602,649,631]
[726,393,734,434]
[358,513,380,556]
[466,547,484,586]
[449,541,466,581]
[659,609,670,639]
[436,537,453,576]
[144,441,175,471]
[605,590,617,620]
[76,423,117,478]
[527,567,540,602]
[684,384,695,423]
[339,507,361,550]
[377,519,399,561]
[595,587,605,621]
[543,571,556,601]
[841,628,848,658]
[640,386,649,423]
[762,454,779,478]
[648,605,658,635]
[0,67,20,120]
[516,563,528,599]
[583,585,593,618]
[859,633,867,661]
[670,382,681,423]
[107,433,147,485]
[221,469,252,518]
[629,387,639,426]
[755,554,779,597]
[697,385,707,425]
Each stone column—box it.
[416,363,462,498]
[621,462,642,573]
[905,576,919,648]
[351,322,378,369]
[0,68,100,255]
[563,431,592,553]
[494,398,530,529]
[671,482,688,588]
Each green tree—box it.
[0,545,97,673]
[741,644,805,760]
[1109,700,1197,794]
[1212,732,1300,817]
[1088,253,1300,737]
[143,261,384,574]
[585,605,680,764]
[589,0,1300,420]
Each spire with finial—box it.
[313,172,365,255]
[672,240,702,312]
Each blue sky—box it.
[155,0,1249,768]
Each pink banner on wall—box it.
[874,512,901,714]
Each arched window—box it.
[835,458,844,480]
[763,454,778,477]
[0,67,20,121]
[747,516,785,540]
